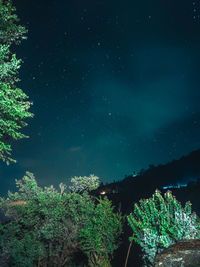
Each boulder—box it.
[154,239,200,267]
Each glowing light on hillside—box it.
[162,184,187,190]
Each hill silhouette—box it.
[92,148,200,213]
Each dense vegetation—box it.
[1,173,200,266]
[0,172,124,266]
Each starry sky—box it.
[1,0,200,194]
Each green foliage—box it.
[0,221,46,267]
[127,190,200,266]
[79,196,124,266]
[0,172,123,266]
[0,0,27,45]
[0,0,34,165]
[69,174,100,193]
[0,172,83,266]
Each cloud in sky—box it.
[87,44,193,137]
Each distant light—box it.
[163,185,174,189]
[10,201,27,206]
[100,191,106,195]
[163,184,187,190]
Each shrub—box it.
[127,190,200,266]
[0,172,82,266]
[0,171,123,266]
[79,196,124,266]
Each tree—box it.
[69,174,100,193]
[0,0,34,165]
[0,172,123,266]
[79,196,124,266]
[127,190,200,266]
[0,172,86,266]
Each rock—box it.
[154,239,200,267]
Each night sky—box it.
[1,0,200,194]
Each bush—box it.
[79,196,124,266]
[0,172,82,266]
[0,171,123,266]
[127,190,200,266]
